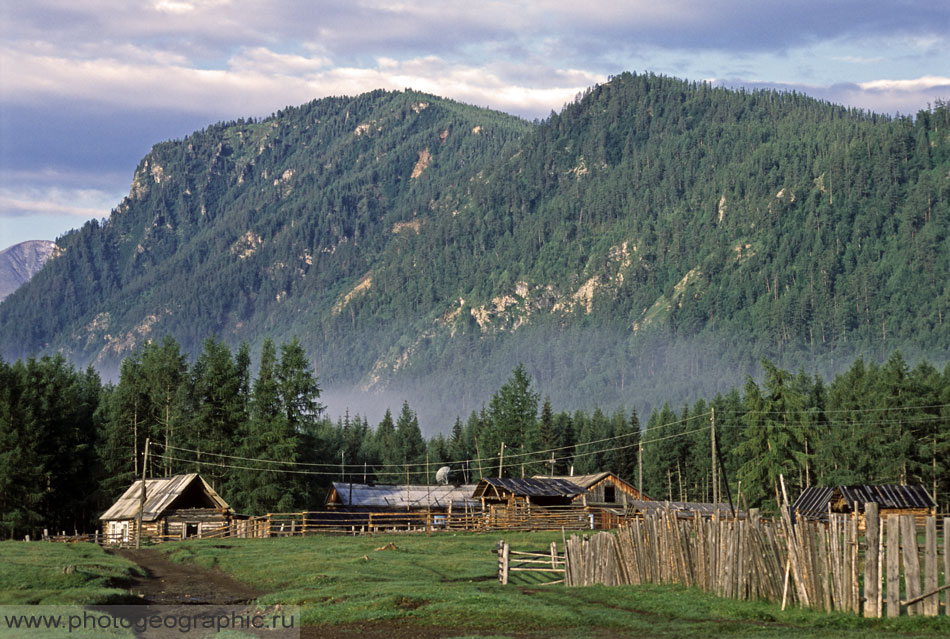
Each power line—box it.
[157,411,710,472]
[154,421,711,479]
[722,401,950,416]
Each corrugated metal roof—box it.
[99,474,229,521]
[533,473,612,489]
[793,484,935,517]
[327,482,479,509]
[473,477,585,499]
[792,486,836,516]
[839,484,935,510]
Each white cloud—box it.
[713,75,950,116]
[153,1,197,14]
[228,47,331,76]
[1,45,599,119]
[859,76,950,92]
[833,55,885,64]
[0,186,118,219]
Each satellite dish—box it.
[435,466,451,485]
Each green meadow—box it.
[156,532,948,638]
[0,541,140,605]
[0,534,947,638]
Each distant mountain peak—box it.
[0,240,58,302]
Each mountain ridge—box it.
[0,240,59,302]
[1,73,948,427]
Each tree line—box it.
[1,337,948,538]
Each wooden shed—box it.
[472,477,585,507]
[100,473,240,543]
[533,472,650,507]
[792,484,936,523]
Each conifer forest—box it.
[1,73,949,537]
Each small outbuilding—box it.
[792,484,936,523]
[100,473,240,543]
[325,482,480,512]
[472,477,585,507]
[533,472,650,506]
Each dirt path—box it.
[113,548,262,605]
[110,549,521,638]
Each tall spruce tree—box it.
[484,364,540,477]
[736,361,807,510]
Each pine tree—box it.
[100,351,147,491]
[374,409,398,479]
[233,338,300,513]
[736,361,807,510]
[277,338,324,433]
[537,397,558,474]
[485,364,540,477]
[140,336,188,476]
[394,401,426,482]
[642,403,680,501]
[187,338,244,487]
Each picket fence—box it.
[561,504,949,617]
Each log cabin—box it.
[100,473,242,543]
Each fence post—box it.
[863,503,880,617]
[886,515,900,617]
[497,540,509,585]
[923,516,937,616]
[945,517,950,617]
[901,515,921,615]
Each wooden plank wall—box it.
[563,504,948,617]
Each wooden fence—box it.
[560,505,949,617]
[155,505,602,540]
[496,540,565,585]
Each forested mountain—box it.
[1,73,948,424]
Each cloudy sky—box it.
[2,0,948,248]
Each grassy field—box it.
[0,541,141,605]
[0,534,947,638]
[152,532,949,638]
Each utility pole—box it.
[474,437,483,480]
[711,407,718,511]
[638,441,643,499]
[497,442,505,477]
[136,438,149,549]
[426,451,431,536]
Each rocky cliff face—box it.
[0,240,58,302]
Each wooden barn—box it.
[100,473,241,543]
[533,472,650,507]
[792,484,936,523]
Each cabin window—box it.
[185,523,199,538]
[604,486,616,503]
